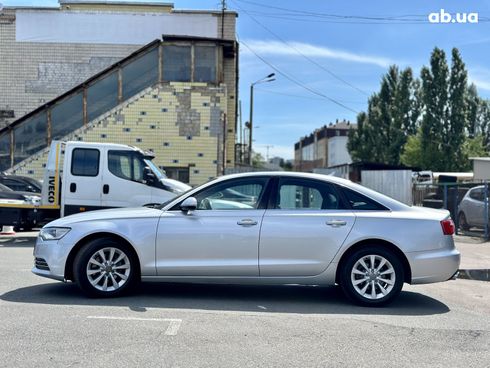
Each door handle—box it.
[103,184,109,194]
[326,220,347,227]
[70,183,76,193]
[237,219,258,227]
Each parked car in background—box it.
[0,174,42,193]
[33,172,460,306]
[458,186,488,231]
[0,183,41,230]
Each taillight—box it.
[441,219,455,235]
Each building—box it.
[0,1,237,185]
[294,120,355,172]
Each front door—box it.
[156,177,270,276]
[101,150,153,208]
[259,177,355,276]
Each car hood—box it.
[47,207,162,227]
[160,178,191,193]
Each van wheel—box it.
[458,212,470,231]
[73,238,139,297]
[339,245,404,307]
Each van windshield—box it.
[144,159,167,179]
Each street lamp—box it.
[248,73,275,165]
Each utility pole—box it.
[264,145,274,162]
[248,73,275,165]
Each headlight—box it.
[24,195,41,205]
[39,227,71,241]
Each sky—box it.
[3,0,490,160]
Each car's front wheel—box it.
[73,238,139,297]
[339,246,404,307]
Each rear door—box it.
[62,146,103,216]
[259,177,355,276]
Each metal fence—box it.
[413,181,489,238]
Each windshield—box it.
[144,159,167,180]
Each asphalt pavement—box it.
[0,232,489,367]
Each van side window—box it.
[108,151,145,182]
[71,148,100,177]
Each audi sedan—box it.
[33,172,460,306]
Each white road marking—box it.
[86,316,182,336]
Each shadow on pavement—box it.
[1,281,450,316]
[0,236,36,248]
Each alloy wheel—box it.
[350,254,396,300]
[86,247,131,292]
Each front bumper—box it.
[32,236,67,281]
[407,247,461,284]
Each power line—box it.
[239,38,359,114]
[234,0,490,24]
[255,88,368,104]
[231,0,370,96]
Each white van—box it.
[0,141,190,228]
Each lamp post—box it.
[248,73,275,165]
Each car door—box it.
[259,177,355,277]
[101,150,153,208]
[62,146,103,216]
[156,177,270,276]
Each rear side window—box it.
[469,188,484,201]
[341,187,388,211]
[71,148,100,177]
[276,178,346,210]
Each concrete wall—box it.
[328,135,352,167]
[0,6,237,129]
[361,170,413,205]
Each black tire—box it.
[458,212,470,231]
[73,237,139,298]
[339,245,404,307]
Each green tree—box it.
[347,66,419,165]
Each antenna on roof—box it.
[221,0,227,10]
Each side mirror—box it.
[180,197,197,214]
[144,167,156,183]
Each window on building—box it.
[122,47,159,100]
[71,148,100,177]
[51,92,84,140]
[163,46,191,82]
[165,167,190,184]
[87,71,119,122]
[194,46,217,83]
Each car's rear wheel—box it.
[73,238,139,297]
[339,246,404,307]
[458,212,470,231]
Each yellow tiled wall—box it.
[10,82,231,187]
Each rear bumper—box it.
[407,247,460,284]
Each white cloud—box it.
[472,78,490,91]
[241,39,394,68]
[255,144,294,160]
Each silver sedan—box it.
[33,172,460,306]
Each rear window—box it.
[341,187,388,211]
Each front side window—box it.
[71,148,100,177]
[193,178,268,210]
[108,151,145,182]
[276,178,343,210]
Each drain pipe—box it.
[485,181,489,239]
